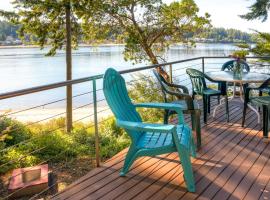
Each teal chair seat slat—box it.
[103,68,196,192]
[137,124,191,149]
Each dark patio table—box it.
[205,71,270,123]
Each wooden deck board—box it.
[53,101,270,200]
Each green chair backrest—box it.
[259,78,270,89]
[186,68,207,95]
[221,60,250,72]
[153,69,175,103]
[103,68,143,140]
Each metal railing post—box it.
[202,57,205,73]
[66,86,72,132]
[93,79,100,167]
[169,64,173,83]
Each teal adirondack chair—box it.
[103,68,196,192]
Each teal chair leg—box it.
[120,145,138,176]
[172,131,195,192]
[178,147,195,192]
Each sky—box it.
[1,0,270,33]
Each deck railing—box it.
[0,56,269,199]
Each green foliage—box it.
[99,118,130,158]
[250,32,270,59]
[1,148,39,173]
[231,49,249,59]
[0,117,130,174]
[239,0,270,62]
[128,73,164,122]
[240,0,270,22]
[4,0,82,56]
[80,0,210,64]
[234,31,270,62]
[0,117,31,146]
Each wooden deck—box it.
[53,101,270,200]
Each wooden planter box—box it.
[8,164,49,198]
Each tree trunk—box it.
[144,44,170,81]
[66,3,72,132]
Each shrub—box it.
[0,116,131,174]
[99,118,130,159]
[0,117,31,146]
[128,73,164,122]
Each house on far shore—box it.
[0,36,22,46]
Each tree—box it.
[79,0,210,77]
[239,0,270,61]
[236,32,270,61]
[241,0,270,22]
[1,0,83,132]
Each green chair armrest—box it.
[117,120,176,133]
[165,82,189,94]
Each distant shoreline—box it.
[0,42,254,49]
[0,43,126,49]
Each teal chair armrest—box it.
[117,120,176,133]
[135,102,184,110]
[134,102,185,124]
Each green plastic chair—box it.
[153,69,201,149]
[242,78,270,137]
[221,60,250,72]
[220,60,250,94]
[186,68,229,123]
[103,68,196,192]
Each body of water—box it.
[0,43,236,92]
[0,43,237,119]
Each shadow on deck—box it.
[52,101,270,200]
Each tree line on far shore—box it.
[200,27,256,43]
[0,20,256,44]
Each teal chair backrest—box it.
[103,68,143,140]
[186,68,207,95]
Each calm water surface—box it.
[0,43,236,111]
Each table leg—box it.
[239,83,261,124]
[213,83,237,118]
[213,83,261,124]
